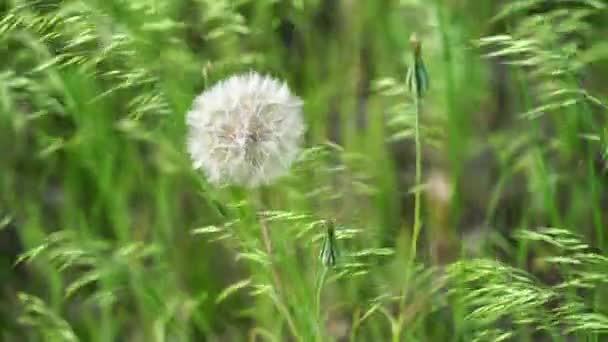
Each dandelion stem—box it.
[315,266,328,322]
[259,217,275,256]
[258,216,300,339]
[396,34,425,341]
[409,88,423,263]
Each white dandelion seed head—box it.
[187,72,305,187]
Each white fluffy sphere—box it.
[187,72,305,187]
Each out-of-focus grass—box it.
[1,0,608,341]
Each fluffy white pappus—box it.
[187,72,305,187]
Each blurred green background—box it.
[2,0,608,341]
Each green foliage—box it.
[448,228,608,340]
[18,293,79,342]
[1,0,608,341]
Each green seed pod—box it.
[319,221,338,267]
[406,33,429,97]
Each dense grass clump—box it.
[1,0,608,341]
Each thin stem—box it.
[315,267,328,321]
[409,91,423,262]
[259,217,275,257]
[349,308,361,342]
[258,216,300,340]
[396,52,424,341]
[392,323,402,342]
[314,266,329,342]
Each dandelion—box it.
[187,72,305,187]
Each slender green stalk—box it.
[394,85,423,342]
[315,267,328,318]
[258,214,301,340]
[315,266,328,341]
[406,32,427,265]
[395,34,426,342]
[409,89,423,263]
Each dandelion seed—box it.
[187,72,305,187]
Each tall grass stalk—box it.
[314,266,328,338]
[394,33,426,342]
[409,77,423,264]
[259,218,299,333]
[255,192,301,340]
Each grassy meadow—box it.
[2,0,608,340]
